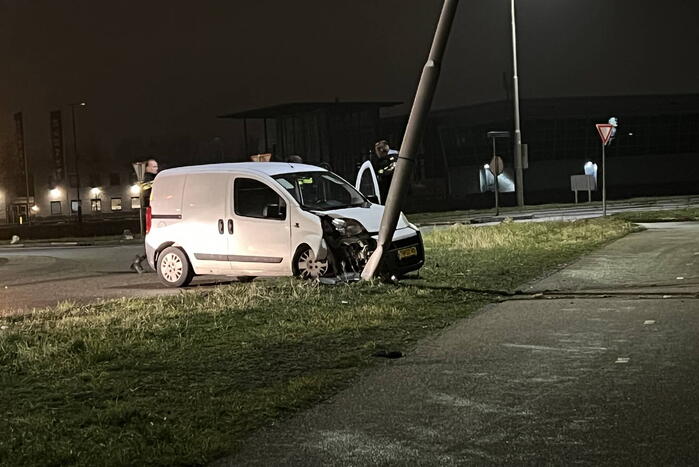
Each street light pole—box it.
[511,0,525,207]
[361,0,459,280]
[70,102,86,223]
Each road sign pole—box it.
[494,171,500,216]
[602,142,606,216]
[492,138,499,216]
[132,162,146,237]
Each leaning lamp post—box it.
[362,0,459,280]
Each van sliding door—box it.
[228,176,291,276]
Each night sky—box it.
[2,0,698,164]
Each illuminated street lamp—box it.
[70,102,87,223]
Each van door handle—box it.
[218,219,224,234]
[227,219,234,234]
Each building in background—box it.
[382,93,699,209]
[219,102,399,178]
[2,94,698,223]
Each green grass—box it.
[0,217,634,466]
[612,207,699,223]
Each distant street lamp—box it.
[70,102,86,223]
[511,0,525,207]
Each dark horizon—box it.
[1,0,699,164]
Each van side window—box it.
[234,178,286,220]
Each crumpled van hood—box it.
[317,203,409,233]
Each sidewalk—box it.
[219,222,699,465]
[409,194,699,227]
[0,236,142,249]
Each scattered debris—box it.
[122,229,134,240]
[643,320,656,325]
[372,350,403,359]
[676,276,685,280]
[10,235,20,245]
[318,272,361,285]
[615,357,630,364]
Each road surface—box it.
[0,244,234,313]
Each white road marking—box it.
[615,357,630,364]
[503,343,607,352]
[676,277,685,280]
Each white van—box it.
[145,162,424,287]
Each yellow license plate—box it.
[397,246,418,260]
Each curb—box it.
[0,240,142,249]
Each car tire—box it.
[157,246,194,288]
[293,244,329,279]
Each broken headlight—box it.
[331,218,364,237]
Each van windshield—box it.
[273,171,367,211]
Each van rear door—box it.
[180,173,231,274]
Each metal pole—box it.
[263,118,269,153]
[243,118,249,156]
[23,146,31,225]
[71,104,82,223]
[602,143,606,216]
[362,0,459,280]
[492,138,499,216]
[511,0,524,207]
[139,190,144,237]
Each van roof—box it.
[158,162,327,178]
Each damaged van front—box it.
[272,170,424,279]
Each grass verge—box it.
[0,217,634,466]
[612,207,699,223]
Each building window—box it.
[109,173,121,186]
[71,200,80,213]
[131,197,141,209]
[91,198,102,212]
[111,197,122,211]
[50,201,62,215]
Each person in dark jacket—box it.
[373,140,398,200]
[130,158,158,273]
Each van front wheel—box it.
[294,245,329,280]
[157,246,194,287]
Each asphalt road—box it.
[0,244,234,313]
[220,222,699,465]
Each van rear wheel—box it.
[157,246,194,287]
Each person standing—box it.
[373,140,398,201]
[130,158,159,273]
